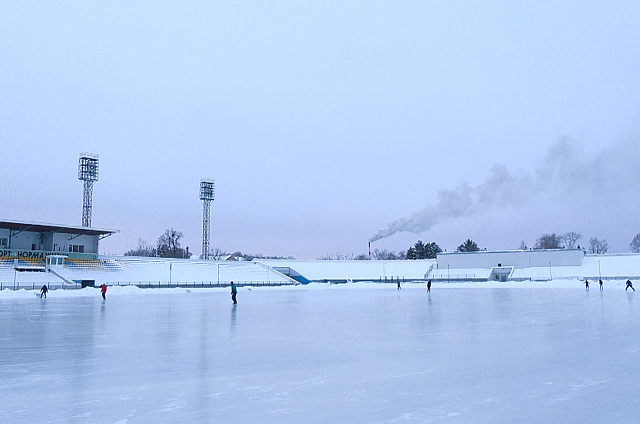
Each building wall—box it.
[0,231,99,255]
[437,249,584,269]
[0,229,9,248]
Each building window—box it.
[69,244,85,253]
[32,244,36,250]
[0,238,7,247]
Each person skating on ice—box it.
[626,280,635,291]
[231,281,237,304]
[585,279,589,292]
[40,284,48,299]
[599,279,603,291]
[427,280,431,293]
[100,283,107,300]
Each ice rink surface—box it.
[1,284,639,423]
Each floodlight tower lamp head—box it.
[78,152,99,182]
[199,178,215,202]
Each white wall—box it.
[437,250,584,270]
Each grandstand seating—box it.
[0,256,298,289]
[64,258,122,271]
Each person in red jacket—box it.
[100,283,107,300]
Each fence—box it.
[0,280,298,291]
[429,274,482,282]
[0,282,79,291]
[113,281,298,289]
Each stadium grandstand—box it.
[0,220,299,289]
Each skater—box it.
[397,279,401,290]
[585,279,589,291]
[599,279,603,291]
[40,284,48,299]
[626,280,635,291]
[427,279,431,293]
[100,283,107,300]
[230,281,237,304]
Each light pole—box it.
[13,259,17,290]
[447,264,450,283]
[598,260,601,280]
[549,262,552,280]
[199,179,215,260]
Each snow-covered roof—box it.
[0,219,118,237]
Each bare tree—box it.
[588,237,608,254]
[371,249,405,260]
[519,240,528,250]
[534,233,562,249]
[157,228,186,258]
[318,253,336,260]
[630,233,640,253]
[209,247,229,260]
[561,232,582,249]
[124,238,155,257]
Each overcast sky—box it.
[2,1,640,259]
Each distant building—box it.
[437,249,584,269]
[0,219,118,261]
[436,249,585,281]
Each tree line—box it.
[125,228,190,258]
[522,232,608,254]
[125,228,640,260]
[125,228,292,260]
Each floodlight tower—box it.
[199,179,215,259]
[78,152,99,227]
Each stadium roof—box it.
[0,219,119,237]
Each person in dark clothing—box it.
[40,284,48,299]
[584,280,589,291]
[100,283,107,300]
[397,279,401,290]
[427,280,431,293]
[599,279,603,291]
[626,280,635,291]
[231,281,237,304]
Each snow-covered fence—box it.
[112,280,297,288]
[429,274,484,282]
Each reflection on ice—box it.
[1,284,639,423]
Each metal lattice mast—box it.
[199,179,215,259]
[78,153,99,227]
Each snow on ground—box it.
[256,259,435,282]
[2,253,640,290]
[1,283,638,423]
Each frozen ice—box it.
[1,283,639,423]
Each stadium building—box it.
[0,219,118,263]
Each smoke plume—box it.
[370,137,640,242]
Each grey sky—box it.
[2,1,639,259]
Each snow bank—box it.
[2,278,633,299]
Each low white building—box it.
[435,249,585,282]
[437,249,584,269]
